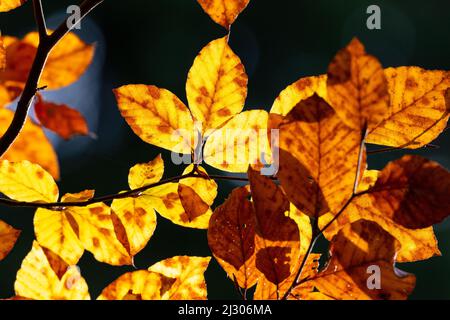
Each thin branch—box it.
[282,123,369,300]
[32,0,48,40]
[0,172,262,209]
[0,0,104,157]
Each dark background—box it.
[0,0,449,299]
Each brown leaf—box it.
[208,187,257,289]
[277,94,366,218]
[308,220,416,300]
[197,0,250,29]
[248,167,300,287]
[368,155,450,229]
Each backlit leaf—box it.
[0,160,59,203]
[203,110,271,172]
[0,219,20,261]
[277,94,366,217]
[114,84,194,154]
[15,241,90,300]
[148,256,211,300]
[0,109,59,179]
[34,95,89,140]
[128,154,164,189]
[367,155,450,229]
[186,37,248,133]
[208,187,257,289]
[98,270,163,300]
[0,0,26,12]
[327,38,390,131]
[306,220,416,300]
[248,167,300,287]
[271,75,328,116]
[367,67,450,148]
[197,0,250,29]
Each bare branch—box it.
[33,0,48,40]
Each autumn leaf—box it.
[0,36,5,70]
[0,0,26,12]
[327,38,390,131]
[148,256,211,300]
[319,170,441,263]
[307,220,416,300]
[203,110,271,172]
[366,155,450,229]
[0,108,59,179]
[1,31,94,91]
[208,186,258,289]
[14,241,90,300]
[367,67,450,148]
[128,154,164,189]
[0,219,20,261]
[271,75,328,116]
[197,0,250,29]
[186,37,248,133]
[114,84,194,154]
[0,160,59,203]
[35,190,132,266]
[143,164,217,229]
[248,167,300,289]
[34,95,89,140]
[98,270,164,300]
[276,94,366,218]
[110,196,157,257]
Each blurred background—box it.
[0,0,449,299]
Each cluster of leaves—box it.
[0,0,449,300]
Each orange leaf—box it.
[367,67,450,148]
[0,219,20,261]
[327,38,390,131]
[0,0,26,12]
[0,108,59,179]
[248,167,300,287]
[308,220,416,300]
[197,0,250,29]
[276,94,366,218]
[208,187,257,289]
[35,95,89,140]
[368,155,450,229]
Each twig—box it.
[0,0,104,157]
[0,172,261,209]
[281,123,369,300]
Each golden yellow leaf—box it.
[111,196,157,256]
[98,270,163,300]
[367,67,450,148]
[144,165,216,229]
[0,109,59,179]
[23,31,94,89]
[34,207,84,266]
[15,241,90,300]
[0,160,59,203]
[270,75,328,116]
[0,0,25,12]
[277,95,365,217]
[308,220,416,300]
[203,110,271,172]
[148,256,211,300]
[197,0,250,29]
[208,187,257,289]
[327,38,390,131]
[0,219,20,261]
[114,84,194,154]
[186,37,248,133]
[128,154,164,189]
[69,203,132,266]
